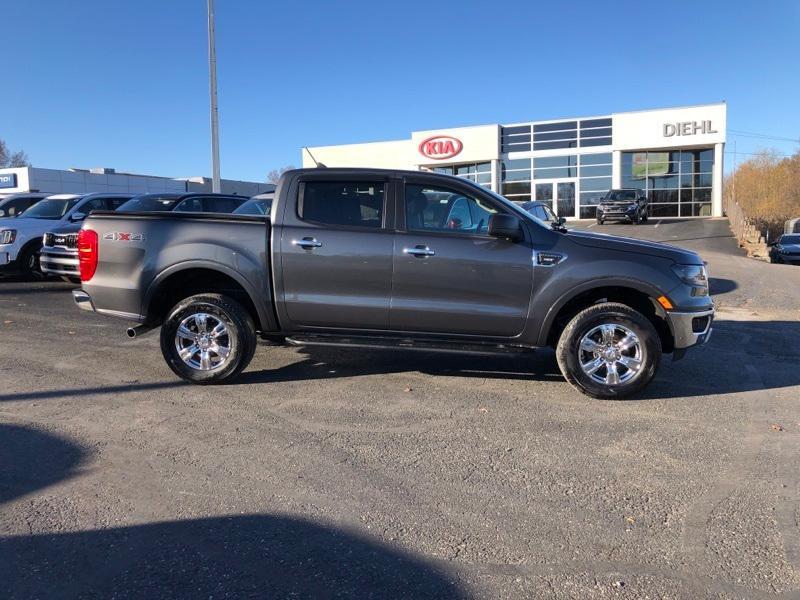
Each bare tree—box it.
[0,139,31,168]
[267,165,296,184]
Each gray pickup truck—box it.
[73,168,713,399]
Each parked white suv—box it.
[0,193,132,278]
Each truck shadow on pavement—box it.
[0,425,465,599]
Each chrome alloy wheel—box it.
[174,312,231,371]
[578,323,643,386]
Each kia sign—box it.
[0,173,17,189]
[418,136,463,160]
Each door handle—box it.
[403,246,435,257]
[293,238,322,249]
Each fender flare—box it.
[142,260,276,331]
[536,277,666,346]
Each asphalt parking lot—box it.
[1,218,799,598]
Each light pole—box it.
[207,0,221,192]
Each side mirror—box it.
[69,212,86,222]
[488,214,523,242]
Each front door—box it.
[391,179,534,337]
[534,180,577,219]
[278,177,394,330]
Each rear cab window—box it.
[299,181,385,228]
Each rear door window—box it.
[299,181,385,228]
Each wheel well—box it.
[147,268,261,329]
[546,286,674,353]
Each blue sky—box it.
[3,1,799,181]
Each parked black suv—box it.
[596,189,648,225]
[769,234,800,264]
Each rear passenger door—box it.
[277,176,394,330]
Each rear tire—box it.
[160,293,257,384]
[556,302,661,399]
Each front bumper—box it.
[667,308,714,355]
[597,208,637,221]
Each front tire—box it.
[18,244,44,280]
[160,293,257,384]
[556,302,661,399]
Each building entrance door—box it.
[533,180,577,219]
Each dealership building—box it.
[303,102,726,220]
[0,166,274,197]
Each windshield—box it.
[117,194,183,212]
[604,190,638,201]
[781,235,800,244]
[18,198,79,220]
[233,198,272,215]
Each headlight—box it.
[671,264,708,296]
[0,229,16,245]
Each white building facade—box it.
[303,103,727,220]
[0,166,274,197]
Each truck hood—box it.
[566,229,702,264]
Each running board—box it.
[284,334,534,356]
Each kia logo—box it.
[418,136,463,160]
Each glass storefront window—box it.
[621,148,715,217]
[503,158,531,170]
[534,167,578,179]
[580,153,613,165]
[502,181,531,195]
[580,177,612,191]
[535,155,577,168]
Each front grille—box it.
[44,233,78,249]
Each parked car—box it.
[41,193,248,282]
[0,193,133,278]
[769,234,800,264]
[233,194,273,216]
[596,189,648,225]
[73,168,713,399]
[115,192,248,214]
[519,200,558,223]
[0,193,49,218]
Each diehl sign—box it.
[0,173,18,189]
[663,120,718,137]
[418,135,463,160]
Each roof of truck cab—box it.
[289,167,472,180]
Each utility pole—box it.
[207,0,221,192]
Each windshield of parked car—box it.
[117,194,183,212]
[18,198,79,219]
[604,190,637,201]
[233,198,272,215]
[781,235,800,244]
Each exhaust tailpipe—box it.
[126,324,155,338]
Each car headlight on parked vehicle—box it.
[671,263,709,296]
[0,229,16,245]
